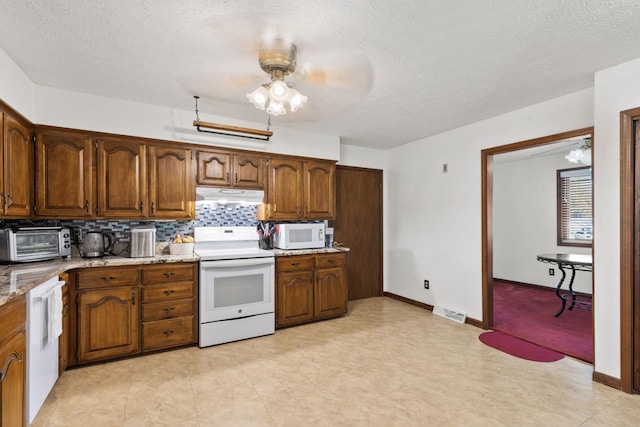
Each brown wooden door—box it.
[77,286,139,362]
[148,145,194,219]
[2,115,33,217]
[335,166,383,300]
[267,158,303,219]
[96,138,147,217]
[276,270,314,327]
[314,266,347,319]
[304,160,335,219]
[196,150,231,186]
[35,130,94,217]
[0,332,26,427]
[233,153,265,189]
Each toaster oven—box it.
[0,226,72,263]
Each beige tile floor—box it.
[31,297,640,426]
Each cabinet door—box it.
[35,130,94,217]
[267,158,303,219]
[196,150,231,186]
[3,115,33,217]
[0,332,26,427]
[77,287,139,362]
[148,145,194,219]
[304,160,335,219]
[276,270,314,327]
[314,267,347,319]
[233,153,265,189]
[59,284,69,374]
[96,138,147,217]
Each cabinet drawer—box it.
[142,299,194,322]
[76,267,140,289]
[142,317,195,350]
[315,253,345,269]
[276,256,314,272]
[142,282,194,303]
[142,263,194,284]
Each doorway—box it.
[334,166,383,300]
[481,127,594,350]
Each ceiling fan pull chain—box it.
[267,115,272,132]
[194,95,200,122]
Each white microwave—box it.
[272,223,325,250]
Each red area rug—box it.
[492,280,593,363]
[479,331,564,362]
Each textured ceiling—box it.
[1,1,640,149]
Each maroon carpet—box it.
[492,280,593,363]
[479,331,564,362]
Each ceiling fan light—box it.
[246,86,268,110]
[269,80,290,102]
[581,148,592,165]
[266,101,286,116]
[288,89,307,112]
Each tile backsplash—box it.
[0,201,258,255]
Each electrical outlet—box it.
[73,228,82,243]
[424,279,429,289]
[548,268,555,276]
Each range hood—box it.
[195,187,264,205]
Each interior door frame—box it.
[481,127,594,329]
[619,107,640,393]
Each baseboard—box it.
[592,370,622,390]
[383,292,482,328]
[494,277,592,298]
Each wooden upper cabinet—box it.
[265,158,335,220]
[304,160,335,219]
[196,149,265,189]
[148,145,194,219]
[35,130,94,217]
[96,138,147,217]
[267,158,304,219]
[2,114,34,217]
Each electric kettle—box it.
[81,231,112,258]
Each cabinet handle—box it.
[139,201,144,213]
[151,202,155,214]
[0,352,22,381]
[131,290,136,305]
[163,307,175,313]
[163,272,175,277]
[328,259,335,264]
[0,193,5,209]
[163,330,175,336]
[297,207,302,218]
[5,195,13,208]
[84,200,90,212]
[163,290,175,295]
[235,173,238,184]
[101,276,116,281]
[226,172,230,183]
[291,262,300,267]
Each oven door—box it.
[199,257,275,323]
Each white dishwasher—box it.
[26,276,64,425]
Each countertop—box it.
[0,253,199,306]
[0,246,349,306]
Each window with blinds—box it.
[557,166,592,247]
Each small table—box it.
[536,253,593,317]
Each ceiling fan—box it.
[185,29,373,122]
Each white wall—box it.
[493,153,592,293]
[592,57,640,379]
[0,47,36,119]
[385,87,594,320]
[34,86,340,160]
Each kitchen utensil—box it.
[81,231,112,258]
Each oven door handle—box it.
[201,258,275,268]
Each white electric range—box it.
[194,226,275,347]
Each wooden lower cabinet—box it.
[77,286,139,363]
[58,282,69,374]
[0,296,26,427]
[276,253,347,328]
[72,263,197,365]
[141,263,197,351]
